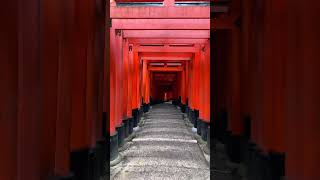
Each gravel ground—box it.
[110,103,210,180]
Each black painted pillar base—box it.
[186,106,189,114]
[201,121,209,141]
[207,126,210,149]
[123,119,130,138]
[128,118,134,134]
[110,132,118,162]
[189,109,194,124]
[139,107,143,123]
[143,103,149,113]
[70,148,100,180]
[181,104,186,113]
[146,103,150,112]
[96,138,107,176]
[269,151,285,180]
[89,148,100,180]
[194,109,199,128]
[116,123,125,147]
[132,109,138,127]
[53,174,75,180]
[197,119,202,136]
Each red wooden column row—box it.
[145,69,151,104]
[133,45,142,109]
[192,49,201,111]
[115,30,124,127]
[215,0,320,179]
[199,42,210,122]
[187,58,194,109]
[142,61,151,104]
[130,45,138,110]
[180,65,187,104]
[123,39,130,118]
[127,44,134,117]
[0,0,106,179]
[239,0,286,154]
[110,28,128,134]
[109,29,117,136]
[286,0,320,179]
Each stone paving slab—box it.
[110,104,210,180]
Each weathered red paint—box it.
[123,30,210,39]
[149,66,184,72]
[111,1,209,19]
[112,19,210,30]
[128,38,209,44]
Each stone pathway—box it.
[110,103,210,180]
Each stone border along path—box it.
[109,103,210,180]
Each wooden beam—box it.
[149,66,184,71]
[111,6,210,19]
[140,52,193,57]
[128,38,209,44]
[136,45,199,52]
[112,19,210,30]
[142,57,191,61]
[123,30,210,39]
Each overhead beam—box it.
[140,52,193,57]
[140,52,193,61]
[123,30,210,39]
[112,19,210,30]
[136,45,199,53]
[149,66,184,72]
[128,38,209,44]
[142,57,191,61]
[111,6,210,19]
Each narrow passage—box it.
[110,103,210,180]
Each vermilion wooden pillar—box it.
[142,60,151,105]
[142,61,147,104]
[70,0,91,151]
[286,1,320,179]
[109,28,117,135]
[199,45,206,121]
[133,45,141,109]
[0,1,19,177]
[181,66,187,104]
[127,44,134,117]
[192,49,201,111]
[261,0,286,153]
[115,30,124,127]
[229,26,242,135]
[188,58,194,109]
[130,46,138,110]
[145,69,150,104]
[123,39,129,118]
[185,62,190,105]
[94,0,107,144]
[16,1,42,179]
[203,42,211,122]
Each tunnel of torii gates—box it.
[108,0,211,161]
[2,0,320,179]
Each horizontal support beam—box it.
[123,30,210,39]
[140,52,193,57]
[149,66,184,71]
[136,45,199,52]
[111,6,210,18]
[112,19,210,30]
[142,57,191,61]
[128,38,209,44]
